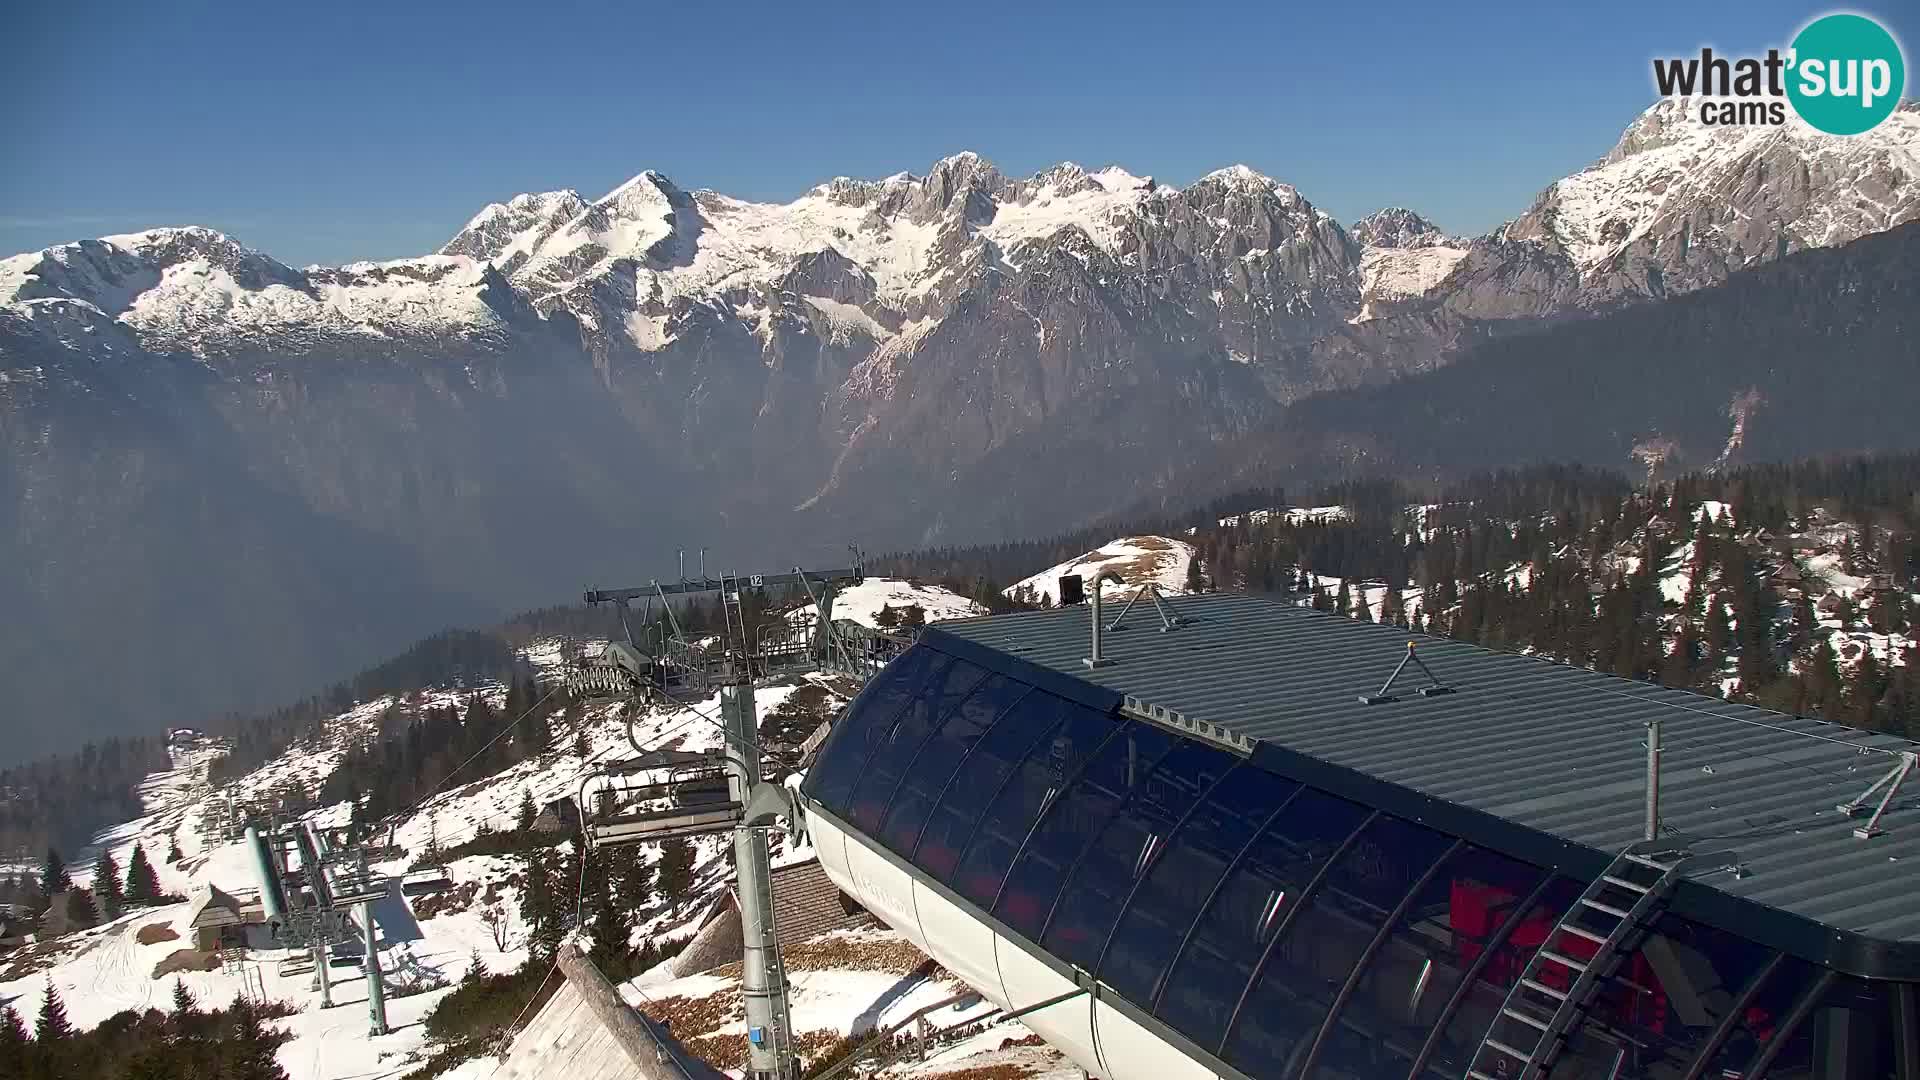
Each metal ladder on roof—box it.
[1465,838,1733,1080]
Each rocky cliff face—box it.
[4,99,1917,750]
[1505,97,1920,305]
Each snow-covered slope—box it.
[0,227,515,353]
[453,925,1083,1080]
[1503,97,1920,301]
[1005,536,1195,605]
[1215,504,1355,528]
[0,640,867,1079]
[788,577,986,629]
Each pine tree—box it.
[657,838,696,902]
[615,847,655,914]
[36,982,71,1040]
[874,604,900,629]
[39,848,71,904]
[900,604,927,629]
[226,996,289,1080]
[513,677,552,761]
[92,847,124,920]
[0,1004,24,1080]
[572,729,589,759]
[1380,585,1406,628]
[588,854,629,975]
[517,788,539,833]
[125,842,162,904]
[1850,648,1885,730]
[0,1004,24,1046]
[166,832,184,864]
[463,949,487,984]
[172,978,198,1016]
[1705,595,1733,657]
[521,849,561,962]
[64,888,97,929]
[1334,580,1352,616]
[1805,636,1845,718]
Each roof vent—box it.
[1359,640,1454,705]
[1083,572,1125,668]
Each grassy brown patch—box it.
[925,1066,1038,1080]
[634,989,743,1039]
[412,881,479,920]
[151,947,220,978]
[708,933,935,979]
[135,922,180,945]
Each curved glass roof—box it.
[803,636,1911,1080]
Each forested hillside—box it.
[1175,222,1920,497]
[0,737,169,861]
[890,457,1920,738]
[11,456,1917,870]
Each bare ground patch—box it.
[709,933,938,981]
[921,1066,1037,1080]
[135,923,180,945]
[152,948,220,978]
[635,989,743,1039]
[1062,535,1183,586]
[412,881,479,920]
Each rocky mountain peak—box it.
[441,189,590,267]
[1197,164,1279,187]
[911,152,1011,223]
[1601,97,1705,164]
[1349,207,1455,249]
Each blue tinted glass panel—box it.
[1224,815,1448,1078]
[993,722,1176,939]
[1041,740,1231,971]
[845,657,985,832]
[950,702,1119,909]
[878,674,1028,857]
[802,644,939,811]
[1311,844,1543,1080]
[1420,875,1582,1079]
[1101,764,1297,1006]
[1549,913,1776,1079]
[913,691,1066,880]
[1754,975,1900,1080]
[1697,953,1889,1076]
[1155,787,1367,1053]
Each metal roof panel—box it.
[927,593,1920,954]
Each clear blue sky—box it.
[4,0,1912,267]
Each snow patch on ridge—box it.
[1356,245,1469,313]
[1007,535,1195,604]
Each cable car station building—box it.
[800,593,1920,1080]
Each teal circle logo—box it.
[1787,14,1906,135]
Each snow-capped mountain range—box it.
[8,99,1915,363]
[3,98,1918,759]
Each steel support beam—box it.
[725,679,797,1079]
